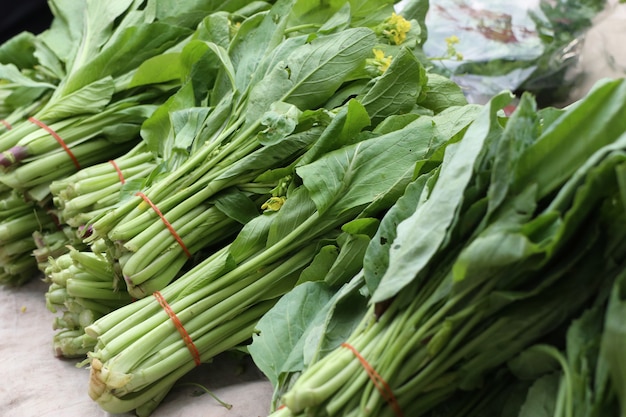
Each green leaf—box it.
[485,93,540,222]
[508,346,561,381]
[194,12,231,48]
[245,27,376,124]
[38,77,116,120]
[600,270,626,416]
[297,99,370,167]
[211,188,260,225]
[266,186,318,248]
[419,73,468,114]
[228,212,275,263]
[258,102,302,145]
[58,22,191,97]
[215,125,322,183]
[518,373,560,417]
[129,53,184,88]
[363,171,433,293]
[0,63,56,89]
[359,47,426,126]
[249,281,335,387]
[324,218,379,287]
[297,244,340,285]
[372,92,512,303]
[141,82,196,157]
[147,0,251,28]
[513,78,626,200]
[0,31,38,69]
[167,107,211,162]
[298,100,483,223]
[318,2,352,34]
[228,0,296,95]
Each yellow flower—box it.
[371,48,392,74]
[261,196,287,212]
[445,35,460,45]
[377,13,412,45]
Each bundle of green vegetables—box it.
[0,0,270,284]
[71,1,493,415]
[78,0,427,299]
[249,78,626,416]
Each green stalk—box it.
[1,139,137,190]
[89,301,275,415]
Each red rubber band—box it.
[153,291,201,366]
[108,160,126,184]
[28,117,80,169]
[1,120,12,130]
[341,342,404,417]
[135,192,191,258]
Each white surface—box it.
[0,278,274,417]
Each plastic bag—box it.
[421,0,607,105]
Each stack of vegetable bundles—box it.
[0,0,624,416]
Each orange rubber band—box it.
[341,342,404,417]
[153,291,201,366]
[108,160,126,184]
[135,192,191,258]
[1,120,12,130]
[28,117,80,169]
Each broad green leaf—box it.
[167,107,211,162]
[211,188,260,225]
[600,270,626,416]
[298,101,482,225]
[485,93,540,222]
[141,82,196,157]
[266,186,318,247]
[372,113,421,134]
[508,346,561,381]
[129,53,184,88]
[58,22,191,97]
[46,0,88,66]
[258,102,302,145]
[0,32,38,69]
[147,0,251,28]
[228,0,295,95]
[67,0,138,73]
[513,78,626,200]
[359,47,426,126]
[245,27,376,124]
[372,92,512,303]
[419,73,468,114]
[5,87,49,110]
[38,77,116,120]
[0,64,56,89]
[297,244,340,285]
[363,171,432,293]
[318,2,352,34]
[324,217,379,287]
[33,36,66,80]
[349,0,396,27]
[518,373,560,417]
[297,99,370,167]
[249,281,335,387]
[229,212,275,263]
[194,12,231,48]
